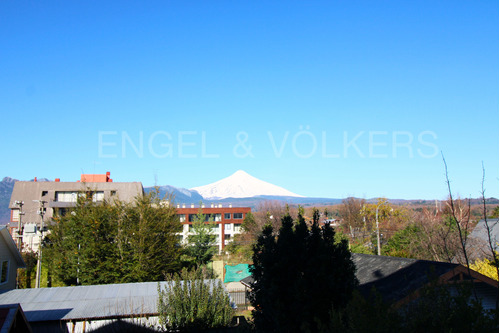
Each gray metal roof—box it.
[0,280,223,322]
[466,219,499,260]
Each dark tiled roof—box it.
[352,253,461,303]
[241,253,470,304]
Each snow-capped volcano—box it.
[191,170,304,200]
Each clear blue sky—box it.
[1,1,498,200]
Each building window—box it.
[11,209,19,222]
[188,214,196,222]
[56,191,78,202]
[233,213,243,219]
[214,214,222,222]
[178,214,186,222]
[41,191,48,197]
[110,191,117,196]
[225,224,232,231]
[224,213,231,219]
[0,261,9,284]
[92,191,104,202]
[234,223,242,233]
[224,234,231,240]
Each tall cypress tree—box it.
[250,210,358,332]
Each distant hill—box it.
[145,185,204,203]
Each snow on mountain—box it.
[191,170,304,200]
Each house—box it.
[241,253,499,311]
[0,303,32,333]
[0,226,25,291]
[352,253,498,310]
[175,204,251,252]
[465,219,499,262]
[8,172,144,252]
[0,279,227,333]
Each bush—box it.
[158,267,235,332]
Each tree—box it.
[119,190,183,282]
[338,197,366,240]
[250,210,358,332]
[185,205,217,267]
[45,188,182,285]
[158,267,234,332]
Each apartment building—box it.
[176,204,251,252]
[9,172,143,252]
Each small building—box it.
[8,172,144,252]
[176,204,251,252]
[0,279,227,333]
[0,226,25,291]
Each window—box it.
[233,213,243,219]
[41,191,48,196]
[11,209,19,222]
[224,234,231,240]
[56,191,78,202]
[0,261,8,284]
[225,224,232,231]
[110,191,117,196]
[92,191,104,202]
[214,214,222,222]
[224,213,231,219]
[234,223,242,233]
[178,214,186,222]
[188,214,196,222]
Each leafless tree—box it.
[480,163,499,275]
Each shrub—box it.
[158,267,235,332]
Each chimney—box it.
[182,204,186,208]
[55,178,60,182]
[210,203,214,208]
[176,204,180,208]
[34,177,37,182]
[229,204,232,208]
[190,204,194,208]
[218,204,222,208]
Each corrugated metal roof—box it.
[0,280,222,322]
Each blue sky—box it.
[1,1,498,200]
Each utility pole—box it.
[14,201,24,250]
[375,205,381,256]
[34,200,46,288]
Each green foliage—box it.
[45,189,182,285]
[119,190,183,282]
[250,212,358,332]
[17,250,38,288]
[241,211,256,233]
[382,224,423,258]
[158,267,234,332]
[184,206,218,267]
[402,282,498,333]
[490,206,499,218]
[333,283,498,333]
[333,289,402,333]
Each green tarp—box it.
[224,264,251,283]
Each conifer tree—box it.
[250,210,358,332]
